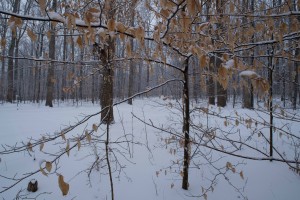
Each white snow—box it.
[239,70,260,78]
[48,12,65,23]
[0,99,300,200]
[223,59,234,69]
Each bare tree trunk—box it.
[79,45,84,101]
[61,28,67,101]
[127,57,135,105]
[216,55,227,107]
[14,38,20,100]
[6,0,20,102]
[92,74,95,104]
[208,57,215,105]
[206,2,215,105]
[242,0,254,109]
[6,35,15,103]
[293,48,299,109]
[192,63,198,103]
[292,0,300,109]
[45,0,57,107]
[268,40,274,159]
[71,31,75,103]
[35,26,44,103]
[243,80,254,108]
[127,1,136,105]
[182,58,190,190]
[0,16,8,102]
[100,38,114,123]
[138,63,142,93]
[216,0,227,107]
[99,0,116,124]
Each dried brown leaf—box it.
[88,7,100,13]
[116,22,126,33]
[40,167,48,176]
[27,28,37,42]
[1,38,6,48]
[92,124,98,132]
[240,171,244,180]
[77,138,81,151]
[187,0,196,16]
[230,2,235,12]
[38,0,47,15]
[235,119,239,126]
[66,140,70,157]
[45,161,52,172]
[27,142,33,152]
[61,132,66,141]
[126,40,132,57]
[231,167,236,173]
[107,19,116,32]
[200,55,207,68]
[226,161,232,169]
[76,36,83,49]
[58,174,69,196]
[85,130,91,143]
[39,142,44,151]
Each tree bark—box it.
[243,79,254,109]
[61,28,67,101]
[208,56,215,105]
[45,0,57,107]
[242,0,254,109]
[0,17,8,101]
[216,55,227,107]
[127,3,135,105]
[293,48,299,109]
[6,0,20,102]
[268,41,274,160]
[6,35,14,103]
[216,0,227,107]
[100,40,114,124]
[14,37,19,100]
[206,2,215,105]
[35,25,44,103]
[127,58,135,105]
[292,0,300,109]
[182,58,190,190]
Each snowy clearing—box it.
[0,99,300,200]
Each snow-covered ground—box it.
[0,98,300,200]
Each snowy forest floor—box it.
[0,98,300,200]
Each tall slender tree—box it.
[6,0,20,102]
[216,0,227,107]
[45,0,57,107]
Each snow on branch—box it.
[223,59,235,69]
[239,70,260,79]
[0,10,101,28]
[47,11,65,22]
